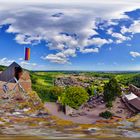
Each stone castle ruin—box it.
[0,62,32,94]
[129,84,140,97]
[0,62,47,118]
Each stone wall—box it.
[19,71,32,92]
[0,81,16,94]
[129,84,140,97]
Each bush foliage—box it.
[32,85,63,102]
[86,85,95,96]
[99,111,113,119]
[48,86,64,101]
[60,86,89,109]
[106,101,113,108]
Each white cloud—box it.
[130,51,140,58]
[0,58,14,66]
[112,32,131,43]
[0,1,140,63]
[0,57,38,70]
[121,26,129,34]
[14,34,41,45]
[63,49,76,57]
[50,34,78,50]
[1,0,140,5]
[18,58,23,61]
[42,53,68,64]
[41,48,76,64]
[128,20,140,34]
[121,20,140,34]
[107,28,131,44]
[107,28,113,34]
[83,38,113,47]
[80,48,99,53]
[20,61,37,70]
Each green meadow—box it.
[30,71,66,102]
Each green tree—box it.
[103,77,121,102]
[60,86,89,109]
[49,86,64,102]
[130,74,140,88]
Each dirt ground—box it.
[45,98,133,124]
[110,97,134,119]
[45,102,106,124]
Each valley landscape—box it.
[0,0,140,139]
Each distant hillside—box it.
[0,65,7,71]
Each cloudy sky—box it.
[0,0,140,71]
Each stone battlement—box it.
[129,84,140,97]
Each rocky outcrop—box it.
[0,90,48,118]
[19,71,32,92]
[0,62,46,117]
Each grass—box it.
[31,71,65,87]
[0,65,7,71]
[30,71,66,102]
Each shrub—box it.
[86,85,95,96]
[99,111,113,119]
[60,86,89,109]
[97,86,103,94]
[106,101,113,108]
[32,85,64,102]
[48,86,64,102]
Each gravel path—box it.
[45,102,106,124]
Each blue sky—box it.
[0,0,140,71]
